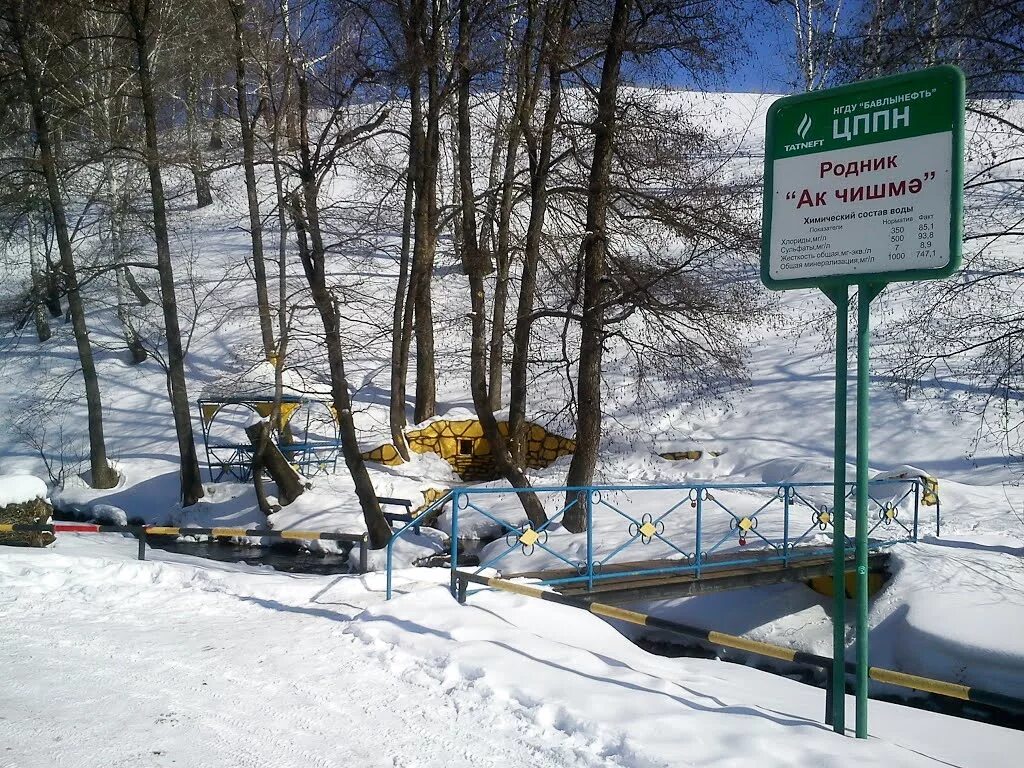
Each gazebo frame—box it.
[197,396,341,482]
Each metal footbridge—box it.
[386,478,929,601]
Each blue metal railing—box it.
[386,491,455,599]
[384,479,924,599]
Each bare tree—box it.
[455,0,548,527]
[123,0,205,505]
[228,0,277,360]
[770,0,844,91]
[285,5,393,546]
[840,0,1024,467]
[3,0,119,488]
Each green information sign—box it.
[758,66,966,741]
[761,66,965,290]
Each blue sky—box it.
[730,9,799,93]
[717,1,867,95]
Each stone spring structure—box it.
[362,419,577,481]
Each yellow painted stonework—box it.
[361,419,576,481]
[361,442,405,467]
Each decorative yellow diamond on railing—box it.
[738,517,754,532]
[519,528,540,547]
[819,511,831,524]
[884,505,897,521]
[639,521,658,539]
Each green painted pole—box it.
[855,283,883,739]
[824,287,848,735]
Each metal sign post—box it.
[761,65,965,738]
[821,285,848,734]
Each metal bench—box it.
[379,496,422,534]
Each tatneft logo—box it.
[783,113,825,153]
[797,113,812,139]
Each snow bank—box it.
[1,539,1020,767]
[0,474,48,507]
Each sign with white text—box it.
[761,66,965,290]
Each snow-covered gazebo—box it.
[197,362,341,482]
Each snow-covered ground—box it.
[1,535,1021,768]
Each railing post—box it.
[935,496,941,538]
[457,574,468,605]
[825,284,849,736]
[912,479,920,543]
[137,528,147,561]
[586,490,595,591]
[825,664,836,727]
[359,535,368,574]
[450,490,461,599]
[386,538,394,599]
[782,485,790,565]
[695,489,703,579]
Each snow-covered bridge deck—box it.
[506,549,891,603]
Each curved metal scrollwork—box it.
[729,514,758,546]
[505,525,548,556]
[814,506,832,531]
[628,513,665,545]
[687,487,709,508]
[878,502,898,525]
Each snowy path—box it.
[1,538,1021,768]
[0,545,596,768]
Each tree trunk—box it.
[245,421,304,506]
[11,3,117,489]
[269,74,290,354]
[478,3,519,259]
[489,0,548,414]
[128,0,204,506]
[27,214,51,343]
[44,265,62,317]
[106,162,148,364]
[564,0,632,531]
[183,58,213,209]
[405,0,439,424]
[389,145,415,460]
[292,72,392,549]
[508,0,571,463]
[411,127,438,424]
[114,264,148,364]
[228,0,276,360]
[123,265,151,306]
[456,0,546,529]
[209,85,224,150]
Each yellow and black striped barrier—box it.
[0,523,370,572]
[456,571,1024,724]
